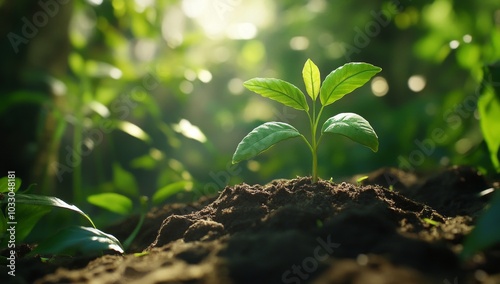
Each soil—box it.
[2,166,500,284]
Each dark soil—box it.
[3,166,500,284]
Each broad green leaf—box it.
[461,190,500,260]
[0,176,22,193]
[152,181,193,205]
[113,163,139,196]
[2,194,96,228]
[4,204,52,245]
[302,59,321,100]
[321,113,379,152]
[478,65,500,172]
[29,226,124,256]
[232,122,302,164]
[87,193,133,215]
[244,78,309,111]
[320,62,382,106]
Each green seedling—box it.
[232,59,381,182]
[356,175,369,186]
[423,218,440,226]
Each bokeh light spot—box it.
[463,34,472,43]
[228,78,244,95]
[227,23,257,40]
[198,69,212,83]
[247,160,261,172]
[290,36,309,50]
[180,81,194,94]
[184,69,197,81]
[455,138,472,154]
[408,75,426,92]
[173,119,207,143]
[371,76,389,97]
[449,40,460,49]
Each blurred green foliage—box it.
[0,0,499,225]
[0,176,123,256]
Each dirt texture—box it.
[3,166,500,284]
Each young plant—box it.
[232,59,381,182]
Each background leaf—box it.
[478,64,500,172]
[461,190,500,260]
[232,122,302,164]
[29,226,124,256]
[2,204,52,245]
[152,181,193,205]
[320,62,381,106]
[3,194,96,228]
[321,112,379,152]
[115,121,151,144]
[0,176,22,193]
[302,59,321,100]
[87,193,133,215]
[113,163,139,197]
[244,78,309,111]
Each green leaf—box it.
[87,193,133,215]
[302,59,321,100]
[29,226,124,256]
[115,121,151,144]
[232,122,302,164]
[2,194,96,228]
[320,62,382,106]
[243,78,309,111]
[356,175,369,185]
[321,113,379,152]
[478,65,500,172]
[423,218,440,226]
[130,154,158,170]
[0,176,22,193]
[152,181,193,205]
[5,204,52,244]
[113,163,139,197]
[461,190,500,260]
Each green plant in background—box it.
[461,189,500,260]
[86,179,193,250]
[461,62,500,261]
[0,177,123,260]
[478,63,500,173]
[232,59,381,182]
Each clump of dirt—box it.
[5,166,500,284]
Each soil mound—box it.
[5,166,500,283]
